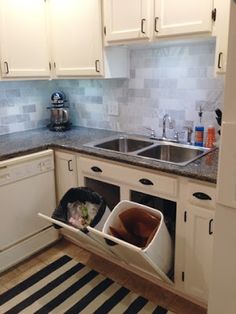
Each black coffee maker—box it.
[47,91,71,131]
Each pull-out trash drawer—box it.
[39,188,173,284]
[88,201,173,284]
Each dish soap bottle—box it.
[205,126,216,148]
[194,106,204,147]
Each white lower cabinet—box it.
[54,151,78,203]
[46,151,216,304]
[180,180,216,303]
[184,206,214,301]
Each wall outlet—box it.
[108,103,119,116]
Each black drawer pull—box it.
[139,178,154,186]
[105,238,118,246]
[218,52,223,69]
[209,219,213,235]
[67,160,73,172]
[91,166,102,173]
[193,192,212,200]
[95,59,100,73]
[154,17,159,32]
[141,18,146,34]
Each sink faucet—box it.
[162,114,172,139]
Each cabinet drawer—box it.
[78,156,127,182]
[124,167,178,198]
[78,156,178,198]
[187,182,216,210]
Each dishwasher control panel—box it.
[0,153,54,186]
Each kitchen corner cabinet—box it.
[0,0,50,78]
[49,0,104,77]
[54,151,78,203]
[103,0,214,44]
[154,0,213,38]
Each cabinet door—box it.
[55,151,78,203]
[49,0,103,77]
[213,0,231,74]
[154,0,213,37]
[184,206,214,302]
[0,0,50,78]
[103,0,151,42]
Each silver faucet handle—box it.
[145,127,156,138]
[184,126,193,144]
[174,131,179,142]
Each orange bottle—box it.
[206,126,216,148]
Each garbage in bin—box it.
[109,207,161,248]
[51,187,111,231]
[101,201,173,276]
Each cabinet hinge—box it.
[184,211,187,222]
[104,26,106,36]
[212,8,217,22]
[182,272,185,282]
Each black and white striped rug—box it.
[0,255,171,314]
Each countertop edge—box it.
[0,127,218,184]
[0,142,217,184]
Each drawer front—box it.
[78,156,127,182]
[124,167,178,198]
[188,182,216,210]
[78,157,178,198]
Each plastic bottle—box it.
[194,126,204,147]
[194,106,204,147]
[205,126,216,148]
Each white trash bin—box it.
[88,200,173,283]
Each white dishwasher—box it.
[0,149,58,272]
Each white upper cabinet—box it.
[103,0,214,43]
[103,0,151,43]
[154,0,213,38]
[0,0,50,78]
[212,0,231,74]
[49,0,104,77]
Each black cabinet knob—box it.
[104,238,118,246]
[139,178,154,186]
[193,192,212,200]
[91,166,102,173]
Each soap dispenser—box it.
[194,106,204,147]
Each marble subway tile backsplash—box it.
[0,39,224,140]
[0,80,55,135]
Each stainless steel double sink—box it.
[85,135,213,166]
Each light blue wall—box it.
[0,40,224,138]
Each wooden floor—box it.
[0,238,207,314]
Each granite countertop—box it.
[0,126,218,184]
